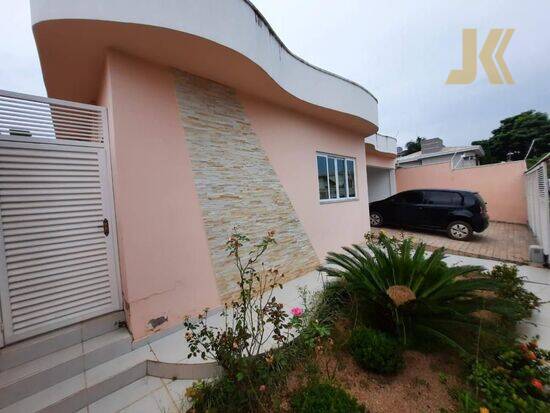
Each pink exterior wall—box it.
[97,51,220,340]
[95,51,372,340]
[365,148,396,169]
[239,93,371,259]
[396,161,527,224]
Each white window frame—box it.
[316,152,357,203]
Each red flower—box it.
[519,343,529,352]
[531,378,543,391]
[525,351,537,361]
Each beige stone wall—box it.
[174,71,319,302]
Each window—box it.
[424,191,463,206]
[394,191,423,204]
[316,153,356,201]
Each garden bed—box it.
[283,350,463,413]
[183,230,549,413]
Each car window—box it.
[394,191,423,204]
[424,191,463,206]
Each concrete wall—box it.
[367,167,395,202]
[97,51,371,339]
[240,94,371,260]
[365,148,397,202]
[97,51,220,340]
[396,160,527,224]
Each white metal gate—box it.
[0,91,121,345]
[525,157,550,262]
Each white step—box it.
[0,328,132,409]
[88,376,193,413]
[0,311,125,371]
[0,338,155,413]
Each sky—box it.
[1,0,549,148]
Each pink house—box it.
[0,0,390,381]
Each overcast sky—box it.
[1,1,549,147]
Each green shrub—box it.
[185,341,310,412]
[486,264,540,321]
[319,232,522,352]
[348,326,404,374]
[457,338,550,413]
[185,377,248,413]
[290,382,366,413]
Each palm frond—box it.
[317,235,521,351]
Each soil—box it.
[283,349,464,413]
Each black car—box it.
[369,189,489,240]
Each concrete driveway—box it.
[372,222,536,264]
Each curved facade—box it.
[31,0,378,135]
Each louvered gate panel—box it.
[0,140,121,344]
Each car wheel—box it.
[447,221,473,241]
[370,212,383,227]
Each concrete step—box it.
[0,327,132,409]
[0,337,156,413]
[0,311,125,372]
[88,376,193,413]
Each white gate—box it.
[0,91,121,345]
[525,156,550,263]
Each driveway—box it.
[371,222,536,264]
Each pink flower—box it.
[291,307,304,317]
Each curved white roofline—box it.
[30,0,378,128]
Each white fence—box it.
[0,89,105,143]
[525,158,550,262]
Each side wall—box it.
[239,94,371,260]
[396,160,527,224]
[97,51,220,340]
[97,51,371,339]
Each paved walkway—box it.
[372,222,536,264]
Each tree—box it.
[472,110,550,164]
[400,137,425,156]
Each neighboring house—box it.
[397,138,484,169]
[0,0,384,359]
[365,134,398,202]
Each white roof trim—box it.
[30,0,378,128]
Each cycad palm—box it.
[319,234,517,352]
